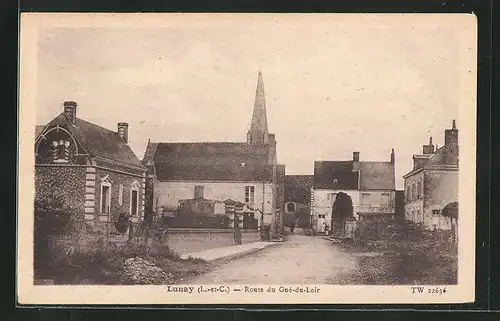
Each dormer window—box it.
[52,140,70,163]
[333,178,338,184]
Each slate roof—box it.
[405,145,458,178]
[152,142,273,182]
[314,160,395,190]
[426,145,458,166]
[314,161,359,190]
[36,113,146,170]
[359,162,395,190]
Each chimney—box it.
[444,119,458,150]
[117,122,129,144]
[390,148,395,164]
[63,101,77,125]
[352,151,360,172]
[422,136,435,155]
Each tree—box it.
[331,192,353,224]
[442,202,458,243]
[442,202,458,220]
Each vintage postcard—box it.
[18,13,477,305]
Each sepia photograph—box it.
[18,13,477,304]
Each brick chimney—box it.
[390,148,395,164]
[422,137,435,155]
[117,122,129,144]
[352,151,360,171]
[444,119,458,156]
[63,101,77,125]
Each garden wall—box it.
[163,228,261,255]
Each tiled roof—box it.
[314,160,395,190]
[153,142,273,182]
[37,113,146,170]
[359,162,395,190]
[314,161,359,190]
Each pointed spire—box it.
[247,71,269,144]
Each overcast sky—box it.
[35,14,472,189]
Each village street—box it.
[184,232,358,284]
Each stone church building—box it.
[143,72,286,236]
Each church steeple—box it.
[247,71,269,145]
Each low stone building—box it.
[403,120,459,230]
[34,101,147,225]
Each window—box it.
[131,190,138,216]
[412,184,416,201]
[52,140,70,163]
[432,209,441,216]
[361,193,370,206]
[417,181,422,199]
[194,185,204,199]
[100,183,111,214]
[245,186,255,203]
[381,193,390,205]
[286,202,295,212]
[130,181,140,216]
[406,186,410,202]
[333,178,338,184]
[118,184,124,206]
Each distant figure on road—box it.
[322,221,327,235]
[289,221,295,234]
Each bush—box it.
[115,213,129,233]
[34,198,85,278]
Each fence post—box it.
[224,199,236,245]
[234,202,244,245]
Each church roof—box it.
[152,142,273,182]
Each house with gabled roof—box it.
[142,72,286,237]
[403,120,459,230]
[35,101,148,225]
[311,150,396,233]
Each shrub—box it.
[115,213,129,233]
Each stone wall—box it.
[93,167,146,222]
[155,181,274,214]
[35,165,86,216]
[163,228,260,255]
